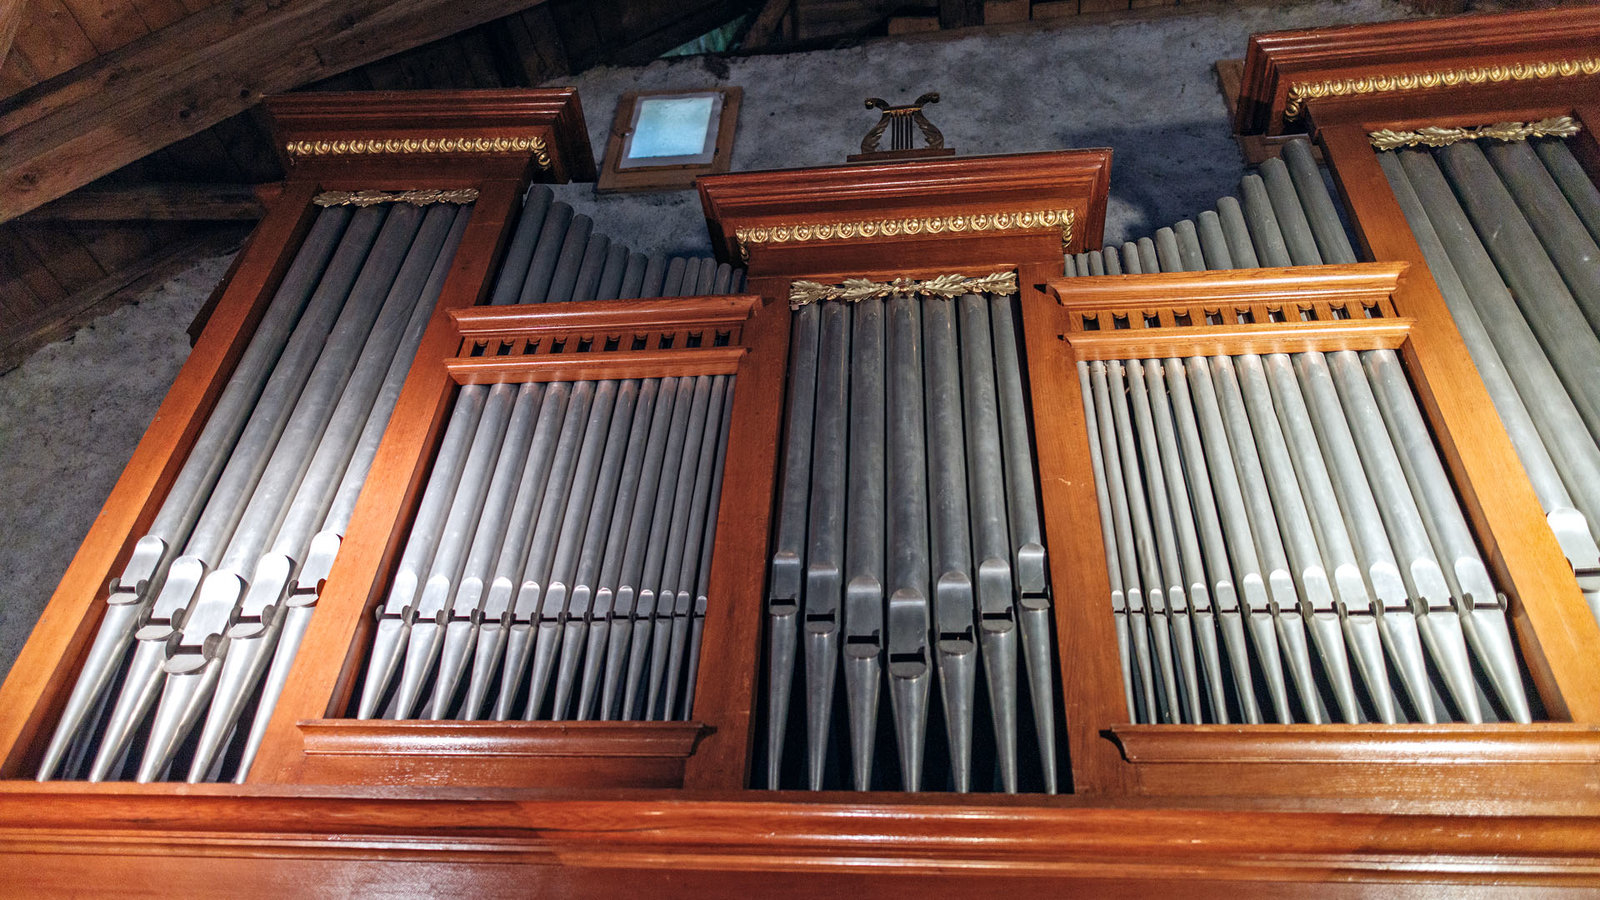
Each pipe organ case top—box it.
[4,11,1600,890]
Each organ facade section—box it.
[1,8,1600,892]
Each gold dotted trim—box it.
[734,208,1073,262]
[1284,57,1600,121]
[285,136,551,169]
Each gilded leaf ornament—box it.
[313,189,480,208]
[1368,116,1583,150]
[788,271,1018,309]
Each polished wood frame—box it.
[596,88,743,194]
[5,11,1600,887]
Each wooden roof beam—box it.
[23,183,270,221]
[0,0,550,223]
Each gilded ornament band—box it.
[285,135,551,169]
[1283,56,1600,121]
[735,208,1074,262]
[313,189,480,208]
[788,272,1018,309]
[1368,116,1583,150]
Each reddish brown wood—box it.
[1062,318,1412,360]
[1018,261,1130,796]
[450,294,758,343]
[445,346,747,383]
[1234,6,1600,137]
[697,149,1111,268]
[291,720,707,789]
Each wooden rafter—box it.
[0,0,551,223]
[0,0,23,69]
[24,183,268,221]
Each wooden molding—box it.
[450,295,759,343]
[698,150,1111,274]
[1234,6,1600,137]
[266,88,595,186]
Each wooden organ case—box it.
[2,8,1600,894]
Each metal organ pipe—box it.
[1078,137,1533,726]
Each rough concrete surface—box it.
[0,0,1409,680]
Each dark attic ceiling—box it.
[0,0,1464,369]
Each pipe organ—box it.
[2,9,1600,893]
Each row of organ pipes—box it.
[358,190,741,725]
[763,284,1056,792]
[36,128,1600,788]
[1068,137,1534,725]
[38,185,740,783]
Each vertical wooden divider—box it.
[1317,122,1600,722]
[682,287,792,790]
[1018,262,1132,795]
[0,182,322,777]
[251,178,525,783]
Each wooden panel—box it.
[445,346,747,383]
[59,0,152,54]
[1062,317,1411,360]
[8,0,97,83]
[291,720,707,788]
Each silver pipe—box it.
[517,202,574,304]
[1481,140,1600,335]
[804,302,851,787]
[1141,358,1227,722]
[664,375,730,720]
[393,382,518,720]
[234,205,472,779]
[843,297,886,790]
[990,293,1056,792]
[925,296,978,793]
[1435,141,1600,442]
[766,301,819,787]
[885,293,932,791]
[624,377,696,721]
[1326,350,1479,722]
[1126,358,1201,723]
[525,381,605,719]
[1090,360,1158,722]
[1163,358,1260,723]
[1081,363,1136,720]
[538,380,619,720]
[1532,138,1600,244]
[545,214,594,301]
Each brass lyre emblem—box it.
[854,92,953,160]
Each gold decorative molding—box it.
[788,271,1018,309]
[1283,56,1600,121]
[734,208,1073,262]
[313,189,480,208]
[1368,116,1583,150]
[285,135,551,168]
